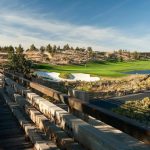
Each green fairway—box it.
[34,60,150,77]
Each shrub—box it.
[112,97,150,126]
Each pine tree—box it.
[46,44,52,53]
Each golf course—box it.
[34,60,150,77]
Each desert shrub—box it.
[112,97,150,126]
[76,85,91,91]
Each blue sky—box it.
[0,0,150,51]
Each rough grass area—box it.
[112,97,150,126]
[59,72,74,79]
[33,60,150,77]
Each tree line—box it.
[0,44,93,54]
[0,44,149,64]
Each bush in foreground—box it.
[112,97,150,126]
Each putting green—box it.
[34,60,150,77]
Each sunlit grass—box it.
[34,60,150,77]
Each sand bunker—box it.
[35,71,100,82]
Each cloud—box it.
[0,5,150,51]
[92,0,131,20]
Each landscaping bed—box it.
[33,73,150,99]
[112,97,150,126]
[71,74,150,98]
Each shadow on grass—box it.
[32,64,56,70]
[89,60,108,65]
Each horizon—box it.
[0,0,150,52]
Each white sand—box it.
[35,71,100,82]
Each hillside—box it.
[25,49,150,65]
[0,52,8,65]
[0,45,150,66]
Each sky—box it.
[0,0,150,51]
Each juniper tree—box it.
[8,45,31,75]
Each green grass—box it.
[59,72,73,79]
[33,60,150,77]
